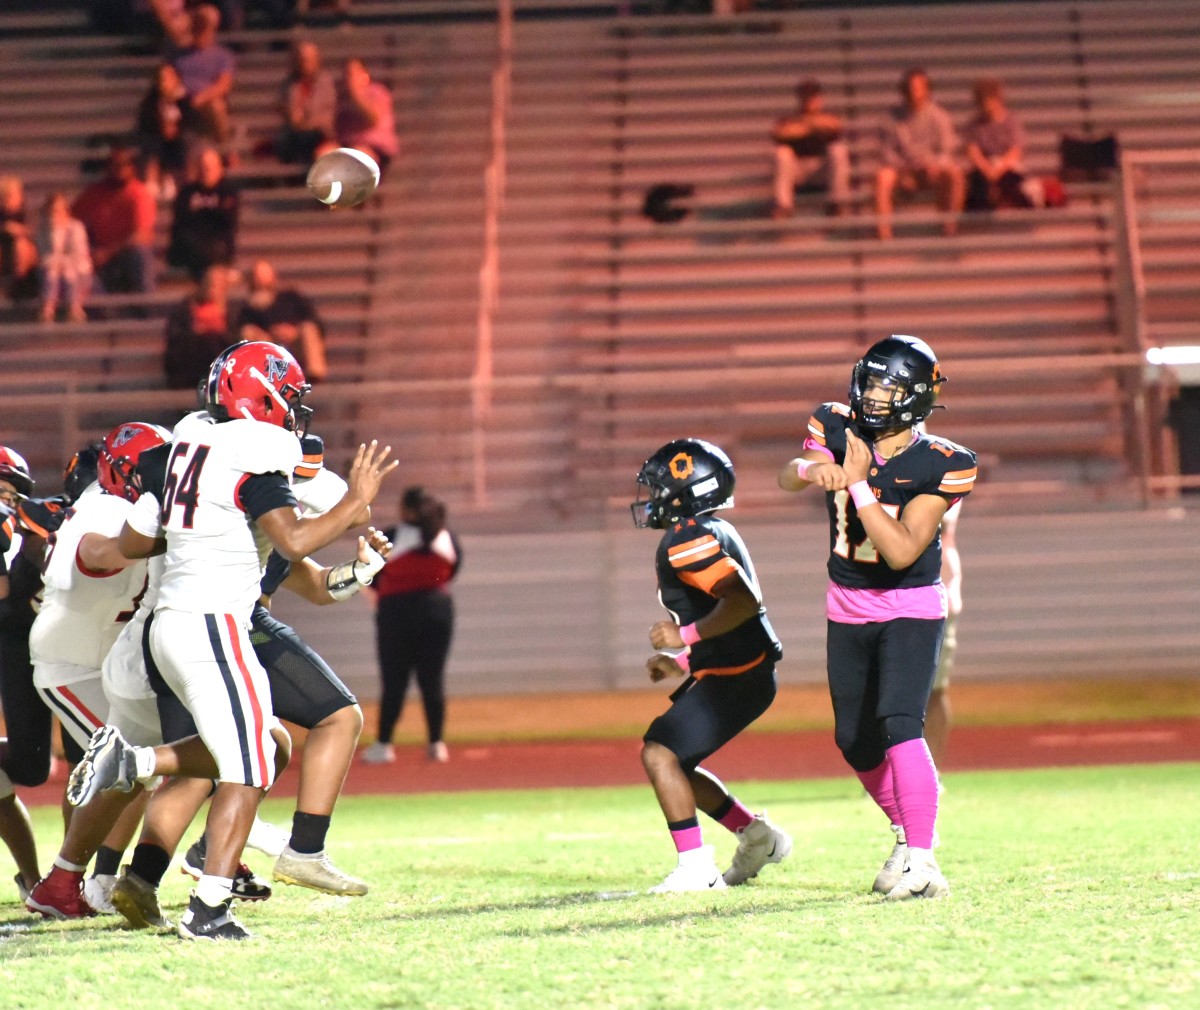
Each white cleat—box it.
[83,873,118,914]
[873,823,907,895]
[246,816,290,858]
[650,845,728,894]
[884,848,950,901]
[361,742,395,765]
[723,811,793,886]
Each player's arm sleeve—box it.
[234,425,303,479]
[238,473,298,520]
[126,491,163,538]
[802,402,845,459]
[294,466,348,515]
[935,446,978,501]
[665,529,746,598]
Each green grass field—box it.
[2,764,1197,1010]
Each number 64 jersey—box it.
[156,410,301,617]
[805,402,977,591]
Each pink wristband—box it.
[795,458,815,481]
[848,480,877,510]
[679,623,702,646]
[674,650,690,674]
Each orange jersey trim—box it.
[806,415,827,446]
[695,652,766,679]
[668,535,721,568]
[678,556,740,594]
[938,467,977,494]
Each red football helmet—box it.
[203,340,311,434]
[0,446,34,498]
[98,422,171,502]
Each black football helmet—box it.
[631,438,735,529]
[0,446,34,498]
[848,335,944,437]
[63,442,103,503]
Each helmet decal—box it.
[264,354,291,385]
[669,452,694,480]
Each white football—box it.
[307,147,380,208]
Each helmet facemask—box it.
[848,337,943,439]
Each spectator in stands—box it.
[324,59,399,176]
[963,77,1033,213]
[770,78,851,219]
[136,63,195,204]
[277,40,337,166]
[167,146,240,282]
[0,176,40,304]
[71,147,157,295]
[296,0,353,26]
[89,0,187,43]
[169,4,236,149]
[236,259,329,382]
[35,193,92,324]
[163,264,238,390]
[874,68,964,240]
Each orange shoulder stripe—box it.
[668,535,721,567]
[678,556,739,594]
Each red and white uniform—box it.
[149,410,300,788]
[29,483,147,748]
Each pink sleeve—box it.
[802,438,836,461]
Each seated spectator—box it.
[136,63,195,203]
[236,259,329,382]
[874,68,965,240]
[770,78,851,218]
[36,193,92,324]
[169,4,236,148]
[0,176,40,303]
[164,264,237,390]
[322,59,399,175]
[167,146,240,282]
[277,40,337,166]
[70,147,157,294]
[963,77,1033,213]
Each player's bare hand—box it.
[649,620,685,650]
[646,652,687,682]
[843,428,873,483]
[805,459,853,491]
[346,441,400,505]
[361,525,392,561]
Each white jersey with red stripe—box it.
[155,411,301,617]
[29,483,147,685]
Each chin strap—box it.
[325,542,387,601]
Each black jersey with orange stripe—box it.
[806,402,977,591]
[654,515,783,674]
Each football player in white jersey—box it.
[72,340,397,940]
[23,423,171,920]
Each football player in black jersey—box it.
[633,439,792,892]
[778,335,976,901]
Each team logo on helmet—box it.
[669,452,694,480]
[111,425,140,449]
[264,355,291,385]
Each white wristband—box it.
[848,480,878,510]
[326,544,387,601]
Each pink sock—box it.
[856,760,902,827]
[716,800,754,834]
[887,738,939,849]
[670,824,703,854]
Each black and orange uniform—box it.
[805,401,976,769]
[371,522,461,749]
[643,515,783,772]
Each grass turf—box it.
[1,763,1197,1010]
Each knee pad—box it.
[881,714,925,749]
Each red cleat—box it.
[25,869,97,920]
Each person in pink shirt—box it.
[326,59,399,176]
[70,148,157,294]
[778,334,977,902]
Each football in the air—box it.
[306,147,380,208]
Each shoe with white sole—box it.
[67,725,138,807]
[884,848,950,901]
[110,866,172,929]
[273,845,369,896]
[723,811,793,886]
[361,742,395,765]
[650,845,728,894]
[246,816,290,858]
[873,823,907,894]
[83,873,117,914]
